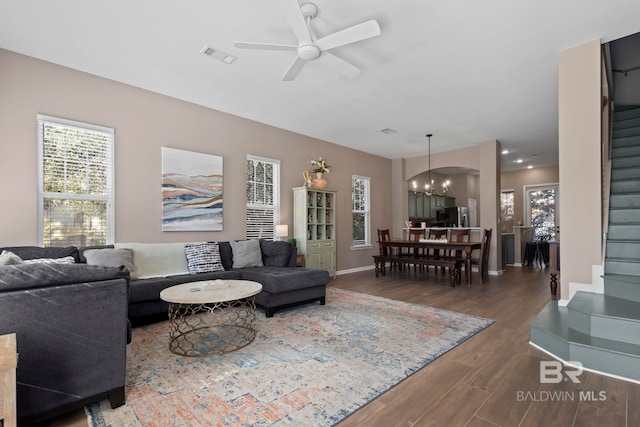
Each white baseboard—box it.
[336,265,375,276]
[557,264,605,306]
[336,264,504,277]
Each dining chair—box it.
[377,229,391,256]
[377,228,394,274]
[470,228,492,282]
[448,228,470,284]
[407,229,426,272]
[426,228,448,274]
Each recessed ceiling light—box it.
[501,149,509,155]
[379,128,397,134]
[527,165,533,169]
[201,45,237,65]
[516,159,524,163]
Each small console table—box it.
[0,333,17,427]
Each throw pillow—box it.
[23,256,76,264]
[84,248,135,274]
[230,240,264,269]
[0,246,79,262]
[0,250,23,266]
[184,243,224,273]
[260,240,293,267]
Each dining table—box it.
[376,239,482,286]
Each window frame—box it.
[246,155,281,240]
[351,174,372,250]
[37,114,115,246]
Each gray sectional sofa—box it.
[115,240,329,320]
[0,261,129,425]
[0,239,329,424]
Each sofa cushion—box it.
[240,267,329,294]
[0,246,80,262]
[84,248,134,273]
[114,242,190,279]
[129,270,242,303]
[0,263,129,292]
[230,240,263,268]
[260,240,294,267]
[184,243,224,273]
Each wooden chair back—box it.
[428,229,447,240]
[408,229,425,241]
[449,228,470,242]
[480,228,492,281]
[449,228,470,259]
[426,229,447,264]
[377,229,391,256]
[408,229,425,258]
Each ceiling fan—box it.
[234,0,381,81]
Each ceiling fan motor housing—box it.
[298,44,321,61]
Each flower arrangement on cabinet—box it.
[310,157,330,174]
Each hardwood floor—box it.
[333,266,638,427]
[46,265,638,426]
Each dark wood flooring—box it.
[45,265,639,426]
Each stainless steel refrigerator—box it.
[444,206,469,227]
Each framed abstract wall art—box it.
[161,147,223,231]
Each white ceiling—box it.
[2,0,640,172]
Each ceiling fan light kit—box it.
[234,0,381,81]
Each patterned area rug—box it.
[87,288,493,426]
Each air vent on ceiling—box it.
[201,45,237,64]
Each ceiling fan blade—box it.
[280,0,312,44]
[315,20,381,51]
[282,57,306,81]
[234,41,297,51]
[317,52,361,79]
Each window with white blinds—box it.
[352,175,371,248]
[37,115,114,246]
[246,155,280,240]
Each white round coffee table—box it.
[160,279,262,357]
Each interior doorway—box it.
[524,184,559,241]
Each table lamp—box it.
[276,224,289,241]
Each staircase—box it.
[530,107,640,381]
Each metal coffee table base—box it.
[167,297,257,357]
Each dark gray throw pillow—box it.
[260,240,293,267]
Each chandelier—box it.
[423,133,450,196]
